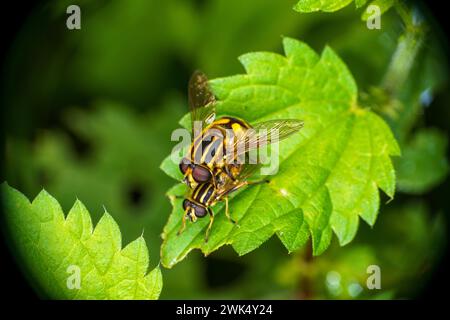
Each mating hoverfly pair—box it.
[177,71,304,241]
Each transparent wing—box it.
[188,70,216,135]
[235,163,263,181]
[216,163,263,198]
[229,119,304,158]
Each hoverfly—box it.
[177,71,304,241]
[179,70,304,189]
[178,163,267,241]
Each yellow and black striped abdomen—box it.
[192,183,217,206]
[189,116,251,169]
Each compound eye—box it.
[182,199,190,210]
[194,205,207,218]
[192,166,212,183]
[179,158,190,174]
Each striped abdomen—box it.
[192,182,217,207]
[189,116,251,169]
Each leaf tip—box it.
[337,234,355,247]
[385,195,395,205]
[0,181,12,195]
[39,187,49,196]
[322,44,336,57]
[73,197,83,207]
[34,187,59,206]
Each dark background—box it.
[1,0,449,300]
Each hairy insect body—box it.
[191,116,251,166]
[181,116,250,189]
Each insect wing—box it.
[188,70,216,136]
[236,163,263,181]
[230,119,304,158]
[215,163,262,199]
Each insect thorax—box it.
[189,116,251,168]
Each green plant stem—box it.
[297,240,314,300]
[381,1,426,96]
[393,0,413,29]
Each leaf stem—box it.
[296,240,314,299]
[381,1,426,96]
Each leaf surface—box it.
[294,0,394,21]
[1,183,162,300]
[160,38,399,268]
[294,0,365,12]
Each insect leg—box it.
[205,207,215,243]
[177,211,188,236]
[211,173,218,189]
[223,166,236,181]
[247,179,270,186]
[219,179,257,198]
[216,178,269,201]
[224,197,237,224]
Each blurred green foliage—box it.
[2,0,448,299]
[396,128,448,193]
[276,201,445,299]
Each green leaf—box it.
[294,0,366,12]
[355,0,369,7]
[396,128,449,194]
[4,99,210,299]
[1,183,162,300]
[361,0,395,21]
[6,100,183,258]
[160,38,399,268]
[294,0,394,20]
